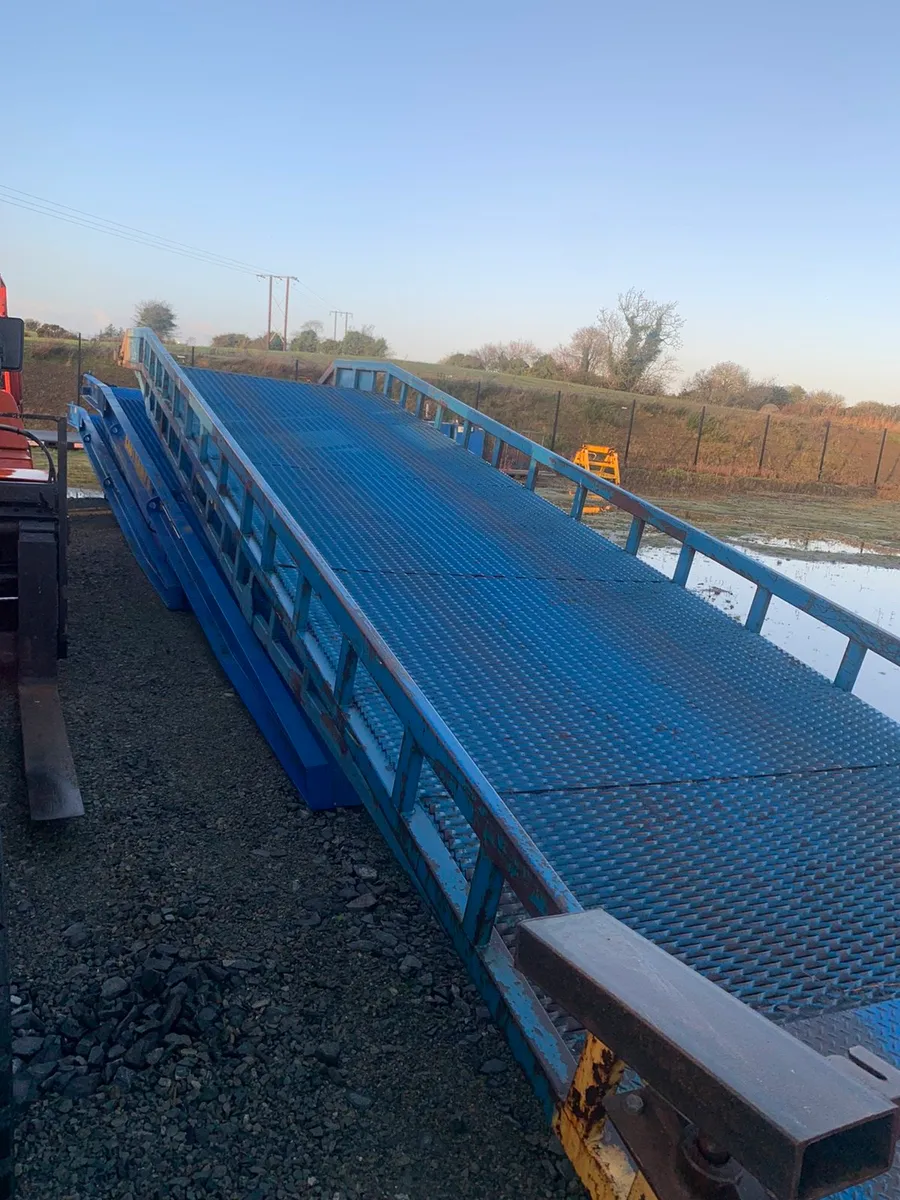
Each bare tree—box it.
[598,289,684,393]
[471,340,541,373]
[503,339,541,366]
[555,325,608,381]
[682,361,752,406]
[471,343,502,370]
[804,389,846,410]
[301,319,324,334]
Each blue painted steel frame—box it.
[322,358,900,694]
[121,330,580,1110]
[70,398,186,611]
[70,377,348,814]
[116,332,900,1130]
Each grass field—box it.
[59,450,98,491]
[20,338,900,499]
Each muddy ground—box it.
[538,485,900,556]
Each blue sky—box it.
[4,0,899,402]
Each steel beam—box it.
[16,521,83,821]
[516,909,897,1200]
[18,682,82,822]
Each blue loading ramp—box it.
[76,331,900,1196]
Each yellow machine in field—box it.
[572,444,620,513]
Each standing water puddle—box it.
[637,540,900,724]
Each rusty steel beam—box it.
[517,909,897,1200]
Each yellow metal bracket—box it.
[554,1034,655,1200]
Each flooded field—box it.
[638,539,900,723]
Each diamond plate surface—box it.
[509,770,900,1014]
[180,367,900,1019]
[183,369,657,583]
[337,572,900,792]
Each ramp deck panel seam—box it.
[143,364,900,1018]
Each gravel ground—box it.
[2,518,582,1200]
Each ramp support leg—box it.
[553,1034,634,1200]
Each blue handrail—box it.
[322,358,900,694]
[123,330,578,919]
[116,331,900,1111]
[121,328,586,1100]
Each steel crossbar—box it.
[122,329,581,1106]
[322,358,900,695]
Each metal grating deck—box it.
[179,367,900,1018]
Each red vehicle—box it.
[0,275,40,479]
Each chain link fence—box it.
[433,376,900,494]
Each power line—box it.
[0,184,331,305]
[0,192,258,274]
[0,184,270,274]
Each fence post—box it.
[549,390,562,453]
[757,413,771,474]
[693,405,706,468]
[76,332,82,402]
[624,396,637,465]
[818,420,831,481]
[473,381,482,412]
[874,428,888,488]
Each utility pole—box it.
[329,310,353,341]
[265,275,276,348]
[259,274,300,348]
[283,276,298,352]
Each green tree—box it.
[441,352,483,368]
[529,353,561,379]
[96,322,125,340]
[212,332,250,348]
[340,326,389,356]
[135,300,177,339]
[36,322,76,338]
[290,329,319,352]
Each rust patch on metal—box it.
[565,1035,625,1130]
